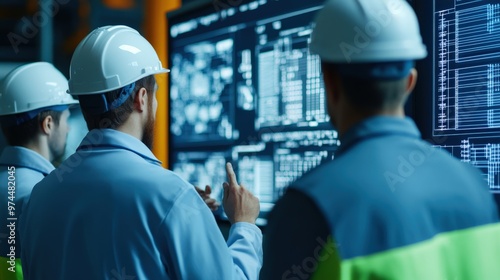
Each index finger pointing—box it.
[225,162,239,186]
[205,185,212,195]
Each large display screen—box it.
[414,0,500,194]
[167,0,339,224]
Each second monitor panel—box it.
[415,0,500,193]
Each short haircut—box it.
[0,110,63,146]
[80,75,156,130]
[322,62,410,112]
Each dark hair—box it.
[0,110,63,146]
[80,75,156,130]
[322,62,409,112]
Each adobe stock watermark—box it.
[111,267,136,280]
[54,117,113,183]
[281,237,339,280]
[385,135,448,192]
[340,0,404,63]
[7,0,71,54]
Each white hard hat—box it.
[0,62,78,116]
[310,0,427,63]
[68,25,169,95]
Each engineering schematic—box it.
[434,0,500,190]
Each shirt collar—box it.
[337,116,421,156]
[77,129,162,166]
[0,146,54,176]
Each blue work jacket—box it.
[262,116,499,279]
[20,129,262,280]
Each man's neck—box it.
[337,107,406,138]
[23,138,51,162]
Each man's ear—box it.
[133,88,148,112]
[405,68,418,95]
[321,63,341,104]
[41,115,53,135]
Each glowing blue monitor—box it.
[167,0,340,224]
[414,0,500,194]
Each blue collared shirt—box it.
[20,129,262,280]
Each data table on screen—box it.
[167,0,340,223]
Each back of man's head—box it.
[77,75,156,130]
[0,62,78,146]
[310,0,427,112]
[67,25,168,130]
[321,62,414,112]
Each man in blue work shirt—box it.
[0,62,77,280]
[261,0,500,279]
[19,25,262,279]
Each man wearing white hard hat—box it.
[19,25,262,279]
[0,62,78,280]
[262,0,500,279]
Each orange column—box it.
[144,0,181,168]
